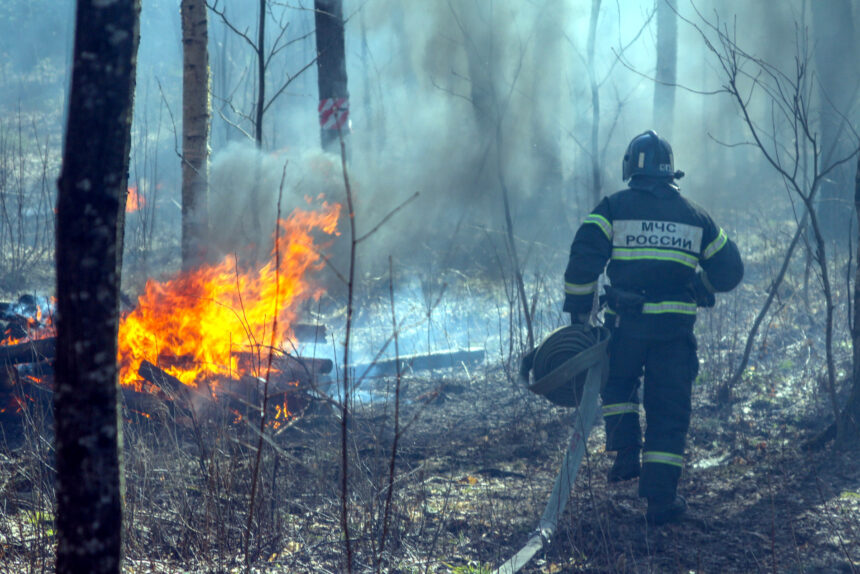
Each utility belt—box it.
[601,286,697,316]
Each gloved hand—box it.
[691,271,716,308]
[569,312,590,325]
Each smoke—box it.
[207,142,344,263]
[5,0,857,284]
[191,0,858,280]
[201,1,586,275]
[340,0,584,271]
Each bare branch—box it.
[206,1,258,52]
[429,76,475,106]
[212,99,256,142]
[269,26,315,60]
[611,48,725,96]
[356,192,420,245]
[262,53,320,115]
[154,77,186,165]
[263,20,292,71]
[599,1,656,87]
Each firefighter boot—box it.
[607,447,640,482]
[646,495,687,525]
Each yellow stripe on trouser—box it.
[641,301,697,315]
[643,451,683,467]
[602,402,639,416]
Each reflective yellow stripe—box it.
[583,213,612,240]
[606,301,696,315]
[642,301,697,315]
[602,402,639,416]
[611,247,698,269]
[565,280,597,295]
[643,451,684,467]
[703,228,728,259]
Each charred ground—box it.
[1,215,859,573]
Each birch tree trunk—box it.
[181,0,210,270]
[54,1,141,572]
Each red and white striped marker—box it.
[318,97,350,131]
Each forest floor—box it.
[1,280,859,574]
[1,224,860,573]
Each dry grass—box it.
[0,223,859,572]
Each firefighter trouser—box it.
[601,328,698,502]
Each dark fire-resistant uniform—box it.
[563,177,743,504]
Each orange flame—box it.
[127,186,145,213]
[117,202,340,390]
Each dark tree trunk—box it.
[586,0,602,208]
[314,0,350,153]
[359,8,386,153]
[519,1,566,240]
[528,1,564,220]
[654,0,677,141]
[812,0,857,237]
[255,0,266,146]
[54,1,141,573]
[460,3,495,139]
[839,151,860,449]
[181,0,210,270]
[359,9,372,156]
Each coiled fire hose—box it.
[495,325,610,574]
[520,324,610,407]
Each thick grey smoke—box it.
[4,0,856,288]
[153,0,854,284]
[207,142,344,263]
[346,0,582,259]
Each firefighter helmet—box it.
[622,130,684,181]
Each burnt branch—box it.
[0,338,55,366]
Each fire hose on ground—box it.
[493,325,610,574]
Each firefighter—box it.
[563,130,743,525]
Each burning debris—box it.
[0,199,492,426]
[117,201,340,391]
[0,295,56,415]
[0,295,55,346]
[1,203,341,423]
